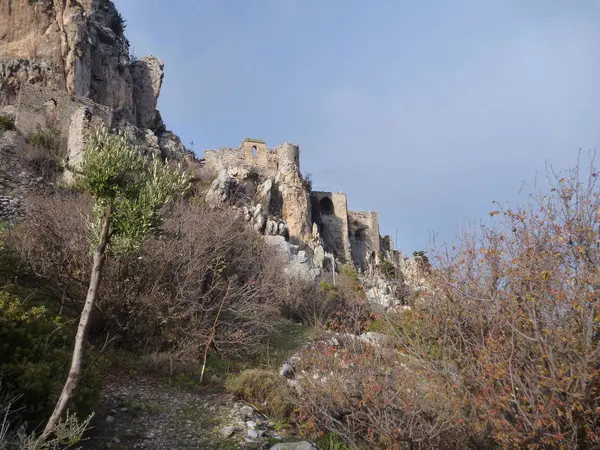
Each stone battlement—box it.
[204,139,300,178]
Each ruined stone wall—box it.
[0,58,65,109]
[15,84,113,140]
[311,191,352,262]
[204,138,298,178]
[348,211,381,272]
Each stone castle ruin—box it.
[14,84,113,182]
[1,72,398,281]
[0,0,411,305]
[203,139,398,275]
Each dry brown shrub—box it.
[5,193,92,314]
[406,159,600,449]
[6,195,300,365]
[293,338,470,450]
[293,158,600,449]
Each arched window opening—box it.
[252,145,257,158]
[320,197,334,215]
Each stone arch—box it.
[320,196,334,215]
[252,145,257,158]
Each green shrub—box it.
[0,292,103,429]
[412,250,430,271]
[339,264,360,291]
[0,115,15,132]
[226,369,296,420]
[319,279,337,300]
[109,11,126,36]
[315,432,351,450]
[26,128,59,151]
[377,260,396,279]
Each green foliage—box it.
[378,259,396,279]
[0,292,103,428]
[77,126,191,254]
[412,250,430,268]
[315,432,351,450]
[109,11,126,36]
[366,316,384,333]
[225,369,296,420]
[339,264,360,290]
[4,411,94,450]
[319,279,337,300]
[26,128,59,151]
[0,115,15,132]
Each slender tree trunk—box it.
[43,204,112,437]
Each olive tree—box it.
[43,126,190,435]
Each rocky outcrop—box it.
[273,144,312,244]
[0,0,190,165]
[263,235,321,281]
[205,169,235,205]
[205,168,291,241]
[131,56,164,129]
[0,0,130,108]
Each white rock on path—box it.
[270,442,318,450]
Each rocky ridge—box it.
[0,0,193,163]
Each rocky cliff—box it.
[0,0,191,161]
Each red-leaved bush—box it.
[294,158,600,449]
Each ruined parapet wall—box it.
[311,191,352,262]
[348,211,381,272]
[0,58,65,109]
[15,84,113,141]
[204,138,285,178]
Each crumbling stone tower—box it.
[203,138,396,272]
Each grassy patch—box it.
[315,432,352,450]
[225,369,296,421]
[259,321,314,369]
[26,127,60,151]
[0,115,15,132]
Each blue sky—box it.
[114,0,600,255]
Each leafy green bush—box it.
[226,369,296,420]
[0,292,103,429]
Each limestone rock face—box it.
[274,143,312,244]
[131,56,164,128]
[263,235,320,281]
[0,0,185,155]
[0,0,132,112]
[0,59,64,107]
[205,169,234,206]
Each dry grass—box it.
[226,369,296,421]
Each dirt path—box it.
[81,373,298,450]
